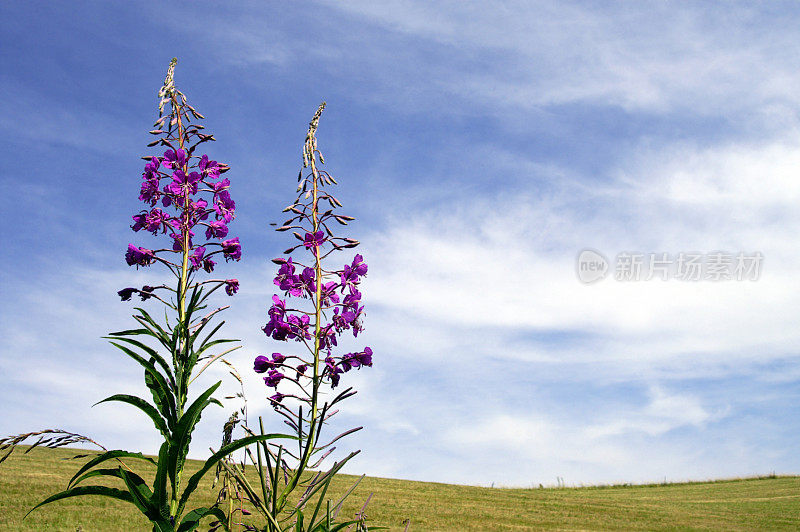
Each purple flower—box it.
[221,237,241,261]
[274,258,303,297]
[318,324,338,349]
[139,178,161,206]
[189,199,209,223]
[300,267,315,293]
[341,254,368,287]
[169,229,194,252]
[263,295,292,340]
[205,220,228,240]
[224,278,239,296]
[355,347,373,367]
[254,355,273,373]
[263,369,284,388]
[131,213,147,232]
[303,231,325,249]
[324,356,342,388]
[162,148,187,170]
[118,287,137,301]
[286,313,311,340]
[125,244,155,267]
[131,209,166,235]
[214,190,236,223]
[165,169,201,198]
[143,156,161,177]
[269,392,284,406]
[189,247,206,271]
[145,209,169,234]
[211,178,230,194]
[199,154,220,179]
[139,285,155,301]
[321,281,340,305]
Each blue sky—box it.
[2,1,800,487]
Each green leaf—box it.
[131,307,171,344]
[152,441,170,515]
[118,468,155,517]
[70,467,128,487]
[194,337,237,360]
[107,341,176,423]
[176,506,227,532]
[308,473,334,527]
[189,313,223,346]
[146,366,173,429]
[94,394,171,441]
[169,381,222,494]
[105,335,176,387]
[69,450,155,488]
[177,432,295,516]
[26,485,134,518]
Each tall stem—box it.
[174,94,190,374]
[310,151,322,452]
[170,92,190,522]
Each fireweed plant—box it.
[3,59,289,531]
[218,103,375,531]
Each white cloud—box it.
[359,130,800,372]
[325,1,800,119]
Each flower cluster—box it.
[120,99,241,297]
[254,103,373,407]
[131,148,239,265]
[259,252,371,395]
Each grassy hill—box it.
[1,446,798,530]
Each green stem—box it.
[170,92,191,522]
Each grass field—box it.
[0,446,798,531]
